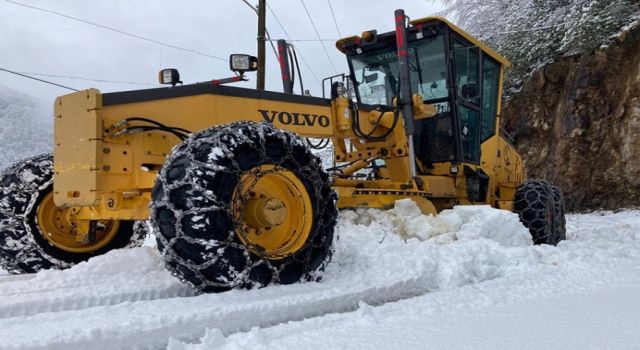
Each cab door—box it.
[452,39,482,164]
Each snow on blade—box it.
[354,199,532,246]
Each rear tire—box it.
[150,121,337,293]
[0,154,149,273]
[513,179,566,245]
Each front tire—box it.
[0,154,148,273]
[150,121,337,293]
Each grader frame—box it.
[53,16,522,243]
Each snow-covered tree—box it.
[436,0,640,81]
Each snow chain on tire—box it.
[150,121,338,293]
[550,186,567,241]
[514,179,566,245]
[0,154,149,273]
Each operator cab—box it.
[337,17,509,171]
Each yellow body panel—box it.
[54,89,103,207]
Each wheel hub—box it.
[244,197,287,228]
[35,192,120,253]
[233,165,313,259]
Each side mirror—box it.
[462,83,479,99]
[158,68,182,86]
[230,54,258,74]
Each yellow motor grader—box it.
[0,11,565,292]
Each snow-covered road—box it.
[1,203,639,349]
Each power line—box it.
[299,0,338,74]
[327,0,342,38]
[16,71,154,86]
[266,3,294,41]
[240,0,257,13]
[266,2,322,87]
[239,0,280,61]
[0,67,78,91]
[3,0,227,62]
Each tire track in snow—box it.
[0,263,455,350]
[0,281,195,319]
[0,247,195,318]
[0,273,35,284]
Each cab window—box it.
[482,57,500,141]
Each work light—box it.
[158,68,181,86]
[229,54,258,74]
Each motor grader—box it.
[0,11,565,292]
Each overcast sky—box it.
[0,0,444,103]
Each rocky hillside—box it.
[502,23,640,210]
[0,86,52,171]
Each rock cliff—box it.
[503,23,640,210]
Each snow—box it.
[0,247,195,319]
[208,147,225,161]
[0,85,52,171]
[0,204,639,349]
[380,200,533,246]
[169,209,640,350]
[176,276,640,350]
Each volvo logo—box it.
[258,109,330,128]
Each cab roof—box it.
[335,16,510,68]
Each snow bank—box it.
[323,201,534,295]
[351,199,532,246]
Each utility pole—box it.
[256,0,266,91]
